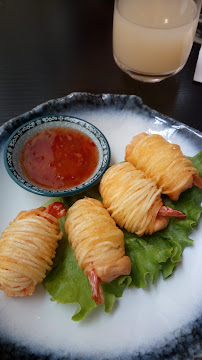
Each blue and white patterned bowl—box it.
[4,115,111,197]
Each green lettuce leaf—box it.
[43,151,202,320]
[102,276,132,313]
[124,230,173,288]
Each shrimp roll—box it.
[65,197,131,304]
[0,202,66,297]
[100,162,170,237]
[125,133,200,201]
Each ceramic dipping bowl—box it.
[4,115,111,197]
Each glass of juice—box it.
[113,0,202,82]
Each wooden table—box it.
[0,0,201,131]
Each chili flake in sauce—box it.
[21,127,99,189]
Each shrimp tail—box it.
[158,206,186,219]
[43,202,67,219]
[88,268,104,305]
[193,174,202,189]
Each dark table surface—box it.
[0,0,202,132]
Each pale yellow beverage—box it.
[113,0,201,82]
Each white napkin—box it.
[193,45,202,82]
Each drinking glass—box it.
[113,0,202,83]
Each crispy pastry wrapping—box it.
[65,197,131,284]
[125,133,199,200]
[99,162,169,236]
[0,206,64,297]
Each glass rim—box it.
[115,0,202,31]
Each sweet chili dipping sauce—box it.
[21,127,99,189]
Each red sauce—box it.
[21,127,99,190]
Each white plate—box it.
[0,93,202,360]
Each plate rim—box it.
[1,92,202,140]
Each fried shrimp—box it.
[125,133,201,201]
[0,202,67,297]
[65,197,131,305]
[99,162,185,236]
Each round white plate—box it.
[0,93,202,360]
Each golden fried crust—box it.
[65,197,131,283]
[99,162,169,236]
[125,132,148,160]
[0,208,62,297]
[125,133,198,200]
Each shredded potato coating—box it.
[65,197,131,283]
[125,133,198,200]
[99,162,169,236]
[0,208,62,296]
